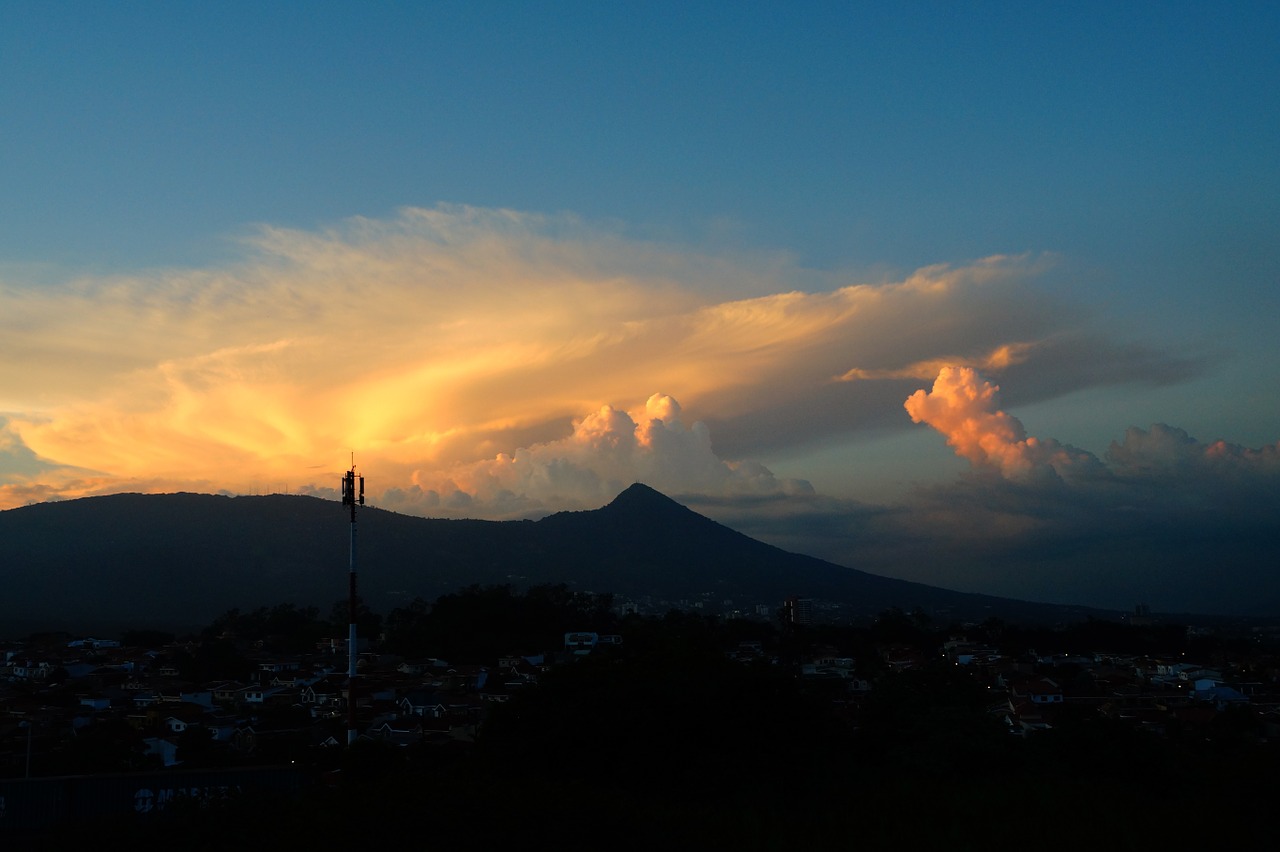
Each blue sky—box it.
[2,2,1278,613]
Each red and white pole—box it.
[341,463,364,746]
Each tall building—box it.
[782,596,814,626]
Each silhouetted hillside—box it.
[0,484,1112,633]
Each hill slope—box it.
[0,484,1107,633]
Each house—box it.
[479,682,513,703]
[253,658,303,683]
[944,640,1002,666]
[78,695,112,711]
[371,720,426,747]
[1005,701,1055,735]
[565,632,598,655]
[443,700,484,732]
[163,716,191,734]
[4,661,53,682]
[1015,677,1063,704]
[240,685,285,705]
[1149,661,1199,685]
[162,704,209,734]
[205,714,242,743]
[63,661,100,680]
[209,681,246,705]
[67,637,120,650]
[270,670,316,689]
[143,735,182,767]
[398,659,450,677]
[1192,679,1250,708]
[398,689,446,719]
[493,658,541,687]
[300,676,347,707]
[132,691,161,709]
[800,659,857,682]
[881,646,926,672]
[156,682,188,704]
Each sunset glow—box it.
[2,3,1277,612]
[0,211,1085,511]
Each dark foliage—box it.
[382,583,615,660]
[120,629,176,647]
[201,603,330,653]
[170,639,254,682]
[49,719,158,775]
[476,643,851,807]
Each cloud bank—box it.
[6,205,1270,614]
[904,364,1280,501]
[704,366,1280,615]
[363,392,812,519]
[0,204,1196,513]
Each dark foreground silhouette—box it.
[15,604,1278,849]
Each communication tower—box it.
[340,458,364,746]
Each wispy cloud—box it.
[1,206,1200,515]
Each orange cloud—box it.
[0,206,1094,512]
[837,341,1038,382]
[373,392,812,518]
[904,366,1103,483]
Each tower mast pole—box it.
[341,456,364,746]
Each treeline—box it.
[165,583,616,667]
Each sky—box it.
[2,2,1278,615]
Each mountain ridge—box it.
[1,484,1119,634]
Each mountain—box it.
[0,483,1113,634]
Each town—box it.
[3,585,1278,845]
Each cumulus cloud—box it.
[0,205,1199,513]
[873,367,1280,612]
[904,366,1104,483]
[1108,423,1280,482]
[906,366,1280,496]
[368,393,811,519]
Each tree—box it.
[121,629,176,647]
[175,726,229,768]
[383,597,432,656]
[328,596,382,641]
[174,639,254,682]
[57,719,158,774]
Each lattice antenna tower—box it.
[340,456,364,746]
